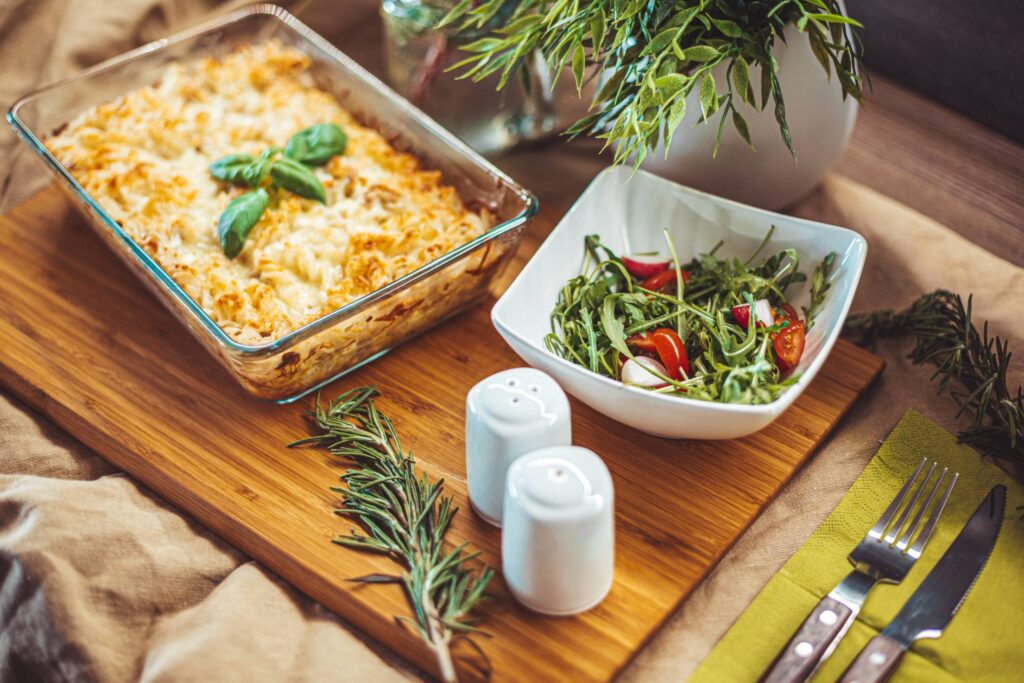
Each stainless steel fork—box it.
[761,458,957,683]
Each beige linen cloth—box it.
[1,1,1021,681]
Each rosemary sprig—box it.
[289,387,493,682]
[440,0,865,164]
[844,290,1024,474]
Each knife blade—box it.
[839,484,1006,683]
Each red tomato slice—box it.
[625,332,657,353]
[773,319,806,371]
[625,328,690,379]
[777,303,800,322]
[640,269,690,292]
[650,328,690,379]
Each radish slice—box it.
[732,299,776,329]
[753,299,775,326]
[621,356,670,388]
[622,254,670,278]
[731,304,751,328]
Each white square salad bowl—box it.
[491,166,867,439]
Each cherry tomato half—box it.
[640,269,690,292]
[626,328,689,380]
[777,303,800,323]
[773,319,805,371]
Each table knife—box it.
[839,484,1006,683]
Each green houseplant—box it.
[440,0,867,208]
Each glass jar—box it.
[381,0,589,155]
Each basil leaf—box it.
[284,123,347,166]
[218,189,268,259]
[270,157,326,203]
[241,147,279,188]
[209,154,256,184]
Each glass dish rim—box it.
[6,3,539,359]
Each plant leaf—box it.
[641,28,678,56]
[209,154,255,185]
[241,147,279,188]
[808,30,832,79]
[732,108,753,148]
[217,189,268,259]
[284,123,347,166]
[811,13,863,27]
[732,56,751,105]
[699,71,717,120]
[666,97,687,142]
[600,295,629,355]
[571,43,586,94]
[271,157,327,203]
[711,18,743,37]
[654,73,688,98]
[680,45,720,63]
[760,62,772,108]
[591,9,606,54]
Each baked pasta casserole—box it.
[46,41,492,346]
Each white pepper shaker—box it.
[465,368,571,527]
[502,446,614,615]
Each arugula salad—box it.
[545,229,835,405]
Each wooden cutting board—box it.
[0,189,883,681]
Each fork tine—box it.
[907,471,958,558]
[868,458,927,540]
[883,461,937,544]
[895,467,946,551]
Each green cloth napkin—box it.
[691,410,1023,682]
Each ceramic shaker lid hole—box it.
[479,379,550,424]
[521,458,587,508]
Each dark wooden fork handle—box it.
[761,596,853,683]
[838,635,906,683]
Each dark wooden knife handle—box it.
[838,635,905,683]
[761,596,853,683]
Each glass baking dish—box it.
[6,4,537,402]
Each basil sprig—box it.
[219,189,269,259]
[209,153,257,186]
[208,124,345,258]
[284,123,347,165]
[270,156,326,203]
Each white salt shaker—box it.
[502,446,614,615]
[465,368,571,526]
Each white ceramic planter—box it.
[640,23,858,210]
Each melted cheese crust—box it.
[47,41,490,344]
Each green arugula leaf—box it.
[803,251,835,326]
[218,189,268,259]
[270,157,326,203]
[284,123,347,166]
[600,295,630,356]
